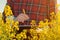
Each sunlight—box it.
[57,0,60,10]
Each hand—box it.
[16,13,29,23]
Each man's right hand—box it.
[16,13,29,23]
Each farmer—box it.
[0,0,55,23]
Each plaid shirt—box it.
[7,0,55,25]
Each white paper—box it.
[0,0,7,13]
[57,0,60,4]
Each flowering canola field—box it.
[0,5,60,40]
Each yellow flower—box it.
[1,20,4,25]
[56,11,60,23]
[30,20,36,28]
[10,33,15,38]
[38,21,44,28]
[0,30,3,35]
[13,39,16,40]
[30,20,36,25]
[23,29,27,33]
[4,5,11,10]
[44,19,49,26]
[15,26,19,30]
[4,5,13,16]
[4,10,13,16]
[56,4,60,8]
[14,21,19,25]
[11,20,15,24]
[0,13,3,18]
[50,12,55,16]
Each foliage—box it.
[0,5,60,40]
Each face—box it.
[0,0,7,13]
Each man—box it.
[7,0,55,24]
